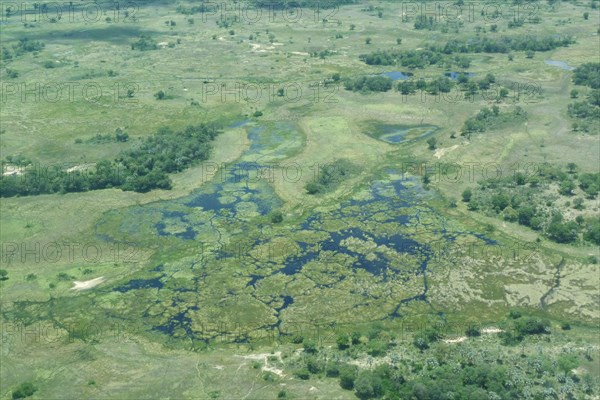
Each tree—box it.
[503,206,518,222]
[584,218,600,244]
[306,356,324,374]
[303,338,318,354]
[0,269,8,281]
[559,179,575,196]
[517,206,535,226]
[270,211,283,223]
[413,336,429,351]
[515,317,550,335]
[465,325,481,337]
[570,89,579,98]
[305,181,322,194]
[462,188,472,202]
[526,50,535,58]
[336,334,350,350]
[115,128,129,142]
[427,137,437,150]
[583,12,589,20]
[365,37,371,44]
[339,366,357,390]
[491,193,509,212]
[294,368,310,380]
[557,354,578,375]
[12,382,37,399]
[547,220,579,243]
[354,371,383,399]
[154,90,165,100]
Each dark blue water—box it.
[545,60,574,71]
[114,276,164,292]
[381,71,413,81]
[375,125,439,144]
[445,71,476,80]
[99,120,500,339]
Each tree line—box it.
[0,124,221,197]
[569,63,600,134]
[286,311,595,399]
[359,35,574,68]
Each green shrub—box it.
[12,382,37,399]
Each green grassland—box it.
[1,0,599,398]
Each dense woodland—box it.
[285,311,596,400]
[461,163,600,247]
[359,35,574,68]
[0,124,220,196]
[568,63,600,134]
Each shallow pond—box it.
[381,71,413,81]
[445,71,476,80]
[545,60,574,71]
[369,124,439,144]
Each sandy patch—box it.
[443,336,467,344]
[481,327,504,334]
[290,51,309,56]
[250,43,275,52]
[2,165,25,176]
[262,365,284,377]
[71,276,105,291]
[236,352,285,377]
[66,163,95,173]
[434,144,459,159]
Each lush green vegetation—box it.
[0,124,220,196]
[0,38,44,62]
[573,63,600,89]
[305,159,358,194]
[359,35,573,68]
[436,35,575,54]
[131,35,158,51]
[463,163,600,244]
[283,312,596,400]
[461,106,528,135]
[344,75,393,92]
[11,382,37,399]
[569,63,600,134]
[360,49,471,69]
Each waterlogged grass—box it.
[362,122,439,144]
